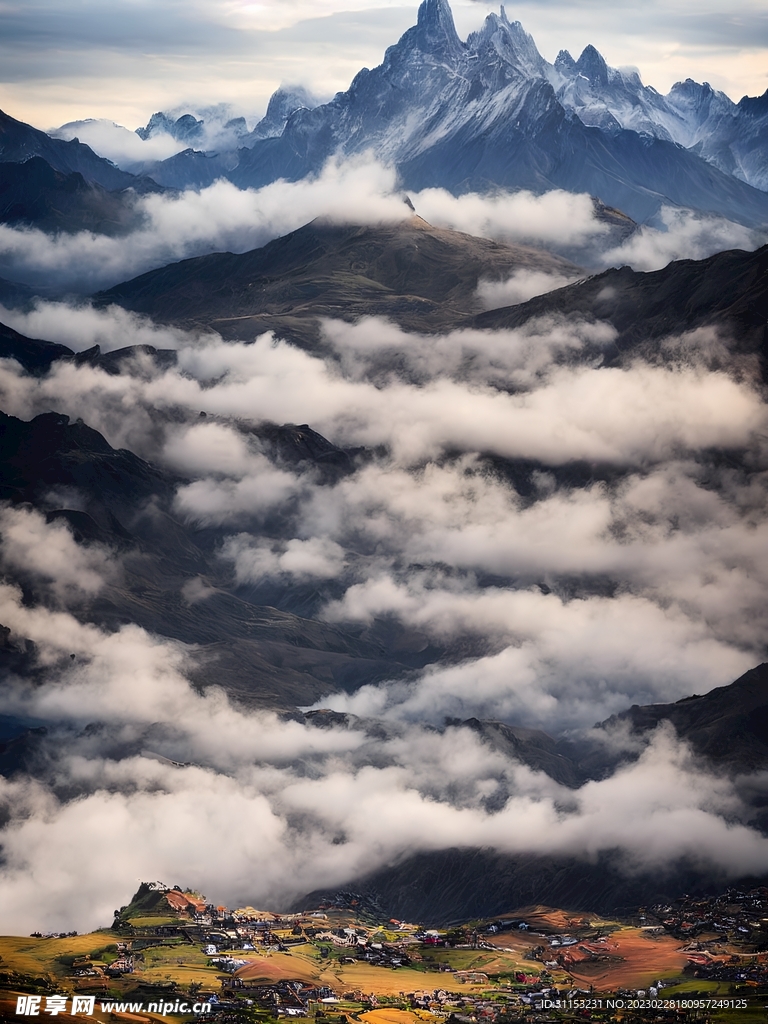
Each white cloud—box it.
[0,159,408,292]
[0,579,764,933]
[0,275,766,933]
[223,535,347,582]
[0,300,214,354]
[320,584,755,726]
[476,269,582,309]
[413,187,608,248]
[0,593,764,934]
[0,505,115,600]
[603,206,763,272]
[51,118,186,167]
[0,153,762,295]
[162,421,256,477]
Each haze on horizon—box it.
[0,0,766,132]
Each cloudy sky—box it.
[1,0,766,132]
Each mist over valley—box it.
[0,6,767,1015]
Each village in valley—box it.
[2,883,768,1024]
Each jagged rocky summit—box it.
[131,0,768,226]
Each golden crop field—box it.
[320,962,437,997]
[360,1009,442,1024]
[232,946,432,995]
[0,932,116,981]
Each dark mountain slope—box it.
[690,86,768,193]
[604,663,768,772]
[466,664,768,786]
[0,321,73,374]
[300,665,768,921]
[459,718,584,788]
[95,216,581,339]
[0,409,415,710]
[136,147,239,191]
[306,846,768,923]
[477,243,768,381]
[0,276,35,307]
[0,157,143,234]
[406,114,768,227]
[0,109,159,192]
[0,409,169,511]
[0,321,179,377]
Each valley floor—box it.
[2,895,768,1023]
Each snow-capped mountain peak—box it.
[470,9,547,78]
[414,0,464,56]
[120,0,768,217]
[574,44,610,88]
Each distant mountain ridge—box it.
[476,242,768,383]
[0,405,414,720]
[606,663,768,772]
[135,87,319,149]
[300,665,768,921]
[552,48,768,192]
[0,156,146,235]
[0,108,160,193]
[2,0,765,228]
[92,217,768,390]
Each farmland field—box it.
[564,927,691,989]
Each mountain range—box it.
[311,663,768,922]
[0,368,765,914]
[0,0,766,238]
[1,369,765,917]
[0,108,159,194]
[1,209,768,916]
[2,220,767,714]
[0,156,145,235]
[90,215,768,391]
[107,0,768,227]
[479,242,768,382]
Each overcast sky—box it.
[0,0,766,132]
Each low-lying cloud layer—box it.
[0,577,766,935]
[1,207,767,932]
[51,106,263,171]
[0,156,764,294]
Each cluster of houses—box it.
[681,949,768,985]
[310,928,414,970]
[145,895,441,976]
[217,977,601,1021]
[539,935,622,972]
[217,970,643,1019]
[98,881,768,1020]
[650,887,768,941]
[69,942,135,989]
[222,977,337,1012]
